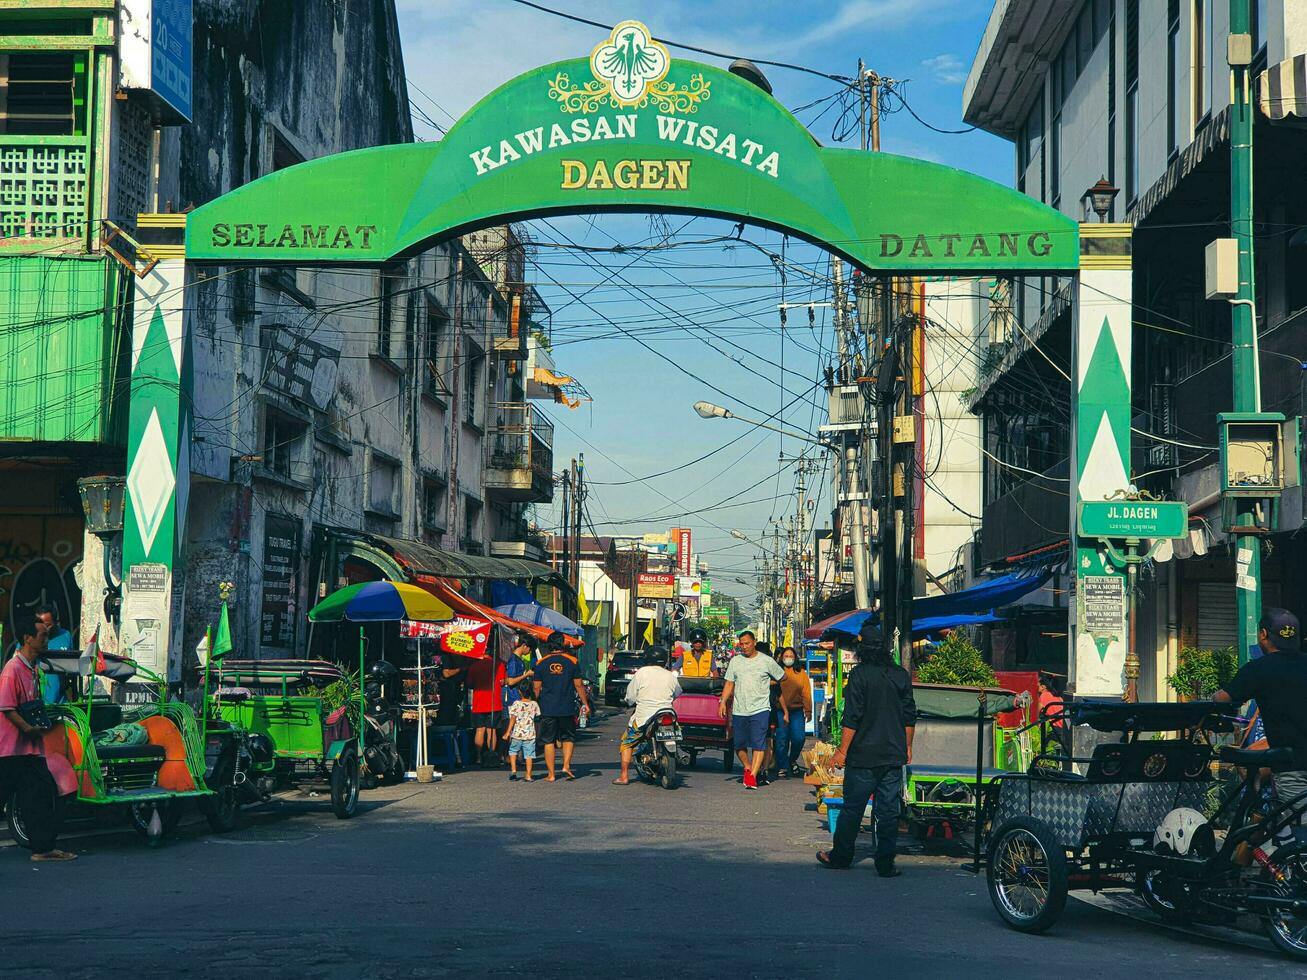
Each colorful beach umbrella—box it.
[309,581,454,623]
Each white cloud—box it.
[920,52,967,85]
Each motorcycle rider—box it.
[681,628,714,678]
[612,647,682,786]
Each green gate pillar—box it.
[1070,224,1133,697]
[120,214,191,683]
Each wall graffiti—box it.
[0,516,83,648]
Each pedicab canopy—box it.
[308,581,454,623]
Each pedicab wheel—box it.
[331,747,360,820]
[660,752,680,790]
[1262,846,1307,961]
[986,816,1068,933]
[129,800,181,846]
[199,763,241,831]
[6,788,62,851]
[5,789,32,850]
[723,751,734,774]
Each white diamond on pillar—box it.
[1079,411,1130,502]
[127,409,176,555]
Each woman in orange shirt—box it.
[774,647,813,777]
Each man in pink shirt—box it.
[0,617,76,861]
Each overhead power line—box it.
[502,0,852,82]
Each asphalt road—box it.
[0,713,1291,979]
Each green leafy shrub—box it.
[1166,646,1238,701]
[915,632,998,687]
[321,668,361,730]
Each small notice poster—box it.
[260,515,301,648]
[1082,575,1125,635]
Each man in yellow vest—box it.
[680,629,714,678]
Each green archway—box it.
[184,21,1077,272]
[127,20,1139,701]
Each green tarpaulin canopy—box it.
[913,684,1019,719]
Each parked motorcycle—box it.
[631,709,683,789]
[361,661,404,788]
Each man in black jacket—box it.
[817,625,916,877]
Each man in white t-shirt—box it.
[612,650,682,786]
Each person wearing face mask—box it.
[774,647,813,777]
[498,631,535,763]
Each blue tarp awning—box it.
[806,570,1052,640]
[493,602,584,637]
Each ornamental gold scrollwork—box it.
[547,73,609,114]
[646,74,711,114]
[547,71,711,115]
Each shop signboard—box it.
[119,0,193,123]
[637,573,675,599]
[260,515,300,648]
[703,605,731,623]
[676,528,692,577]
[678,576,702,598]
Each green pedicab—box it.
[6,650,214,848]
[200,582,451,827]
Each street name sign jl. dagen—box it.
[1078,500,1189,540]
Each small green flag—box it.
[213,602,233,659]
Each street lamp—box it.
[1081,176,1119,223]
[692,401,822,444]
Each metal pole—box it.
[1229,0,1262,666]
[869,71,881,152]
[846,446,871,608]
[1125,550,1139,703]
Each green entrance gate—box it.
[121,19,1136,698]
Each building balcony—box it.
[490,525,549,562]
[483,402,554,502]
[980,457,1069,566]
[0,135,94,253]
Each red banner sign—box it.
[677,528,692,577]
[401,616,492,658]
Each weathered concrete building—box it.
[963,0,1307,694]
[1,0,551,668]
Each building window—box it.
[1076,4,1093,74]
[263,409,307,479]
[270,129,305,172]
[1167,0,1182,157]
[1050,103,1061,208]
[463,496,483,554]
[1125,0,1140,203]
[425,298,449,397]
[1194,0,1212,125]
[0,52,86,136]
[368,454,399,516]
[1107,0,1117,218]
[1252,0,1268,54]
[422,478,447,530]
[464,340,481,425]
[377,264,405,359]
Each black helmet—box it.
[688,628,708,645]
[544,630,567,651]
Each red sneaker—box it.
[743,769,758,789]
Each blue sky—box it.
[396,0,1012,604]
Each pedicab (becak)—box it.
[199,581,451,828]
[6,648,214,847]
[975,698,1307,961]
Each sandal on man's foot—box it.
[816,850,849,870]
